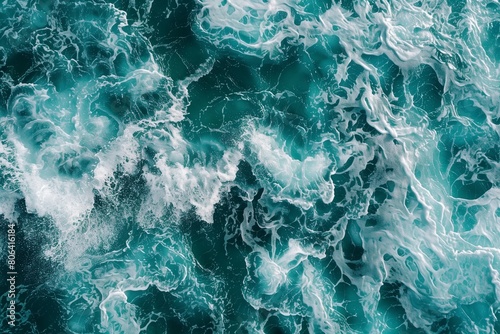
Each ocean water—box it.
[0,0,499,332]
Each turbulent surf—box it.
[0,0,499,332]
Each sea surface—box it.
[0,0,499,333]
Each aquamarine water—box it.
[0,0,499,332]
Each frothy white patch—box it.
[242,240,345,332]
[247,126,335,209]
[100,290,141,334]
[93,124,142,189]
[145,148,242,223]
[11,137,95,225]
[373,10,434,64]
[194,0,354,59]
[0,138,21,222]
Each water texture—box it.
[0,0,499,332]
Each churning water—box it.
[0,0,499,332]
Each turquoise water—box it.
[0,0,499,332]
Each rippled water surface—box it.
[1,0,500,332]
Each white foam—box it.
[246,126,335,209]
[93,124,142,189]
[144,148,241,223]
[100,290,141,334]
[0,137,21,222]
[10,136,94,225]
[194,0,357,59]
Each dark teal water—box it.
[0,0,499,333]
